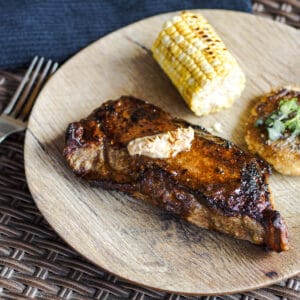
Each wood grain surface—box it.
[24,10,300,295]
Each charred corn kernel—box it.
[152,11,246,116]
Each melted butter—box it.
[127,127,194,159]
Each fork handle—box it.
[0,116,25,143]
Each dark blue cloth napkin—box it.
[0,0,252,69]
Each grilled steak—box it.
[63,96,289,251]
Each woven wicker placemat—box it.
[0,3,300,299]
[253,0,300,28]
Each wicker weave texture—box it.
[253,0,300,28]
[0,137,166,300]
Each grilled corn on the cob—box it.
[152,12,245,116]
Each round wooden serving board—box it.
[24,10,300,295]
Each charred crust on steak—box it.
[263,210,289,252]
[63,96,289,251]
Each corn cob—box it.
[152,12,245,116]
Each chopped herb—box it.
[256,98,300,141]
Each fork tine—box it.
[10,57,45,118]
[3,56,38,115]
[50,61,59,75]
[19,59,59,121]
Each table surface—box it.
[0,1,299,299]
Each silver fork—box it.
[0,56,59,143]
